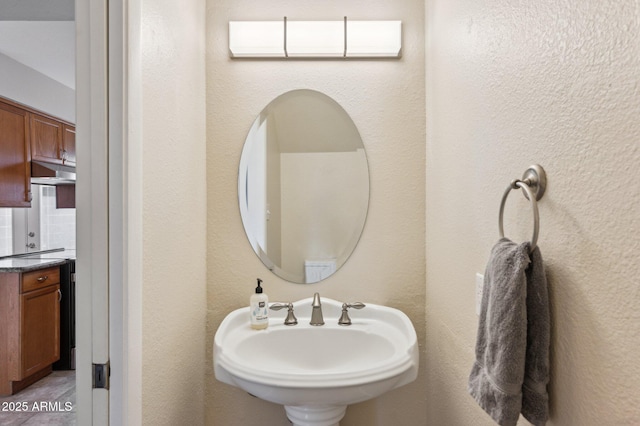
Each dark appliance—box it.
[53,259,75,370]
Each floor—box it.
[0,371,75,426]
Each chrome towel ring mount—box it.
[498,164,547,253]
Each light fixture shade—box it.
[229,21,284,57]
[228,19,402,58]
[287,21,344,57]
[347,21,402,57]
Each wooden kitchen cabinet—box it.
[0,266,61,396]
[0,96,77,207]
[29,113,76,167]
[30,113,62,164]
[30,113,63,164]
[62,124,76,166]
[0,99,32,207]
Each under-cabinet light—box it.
[228,19,402,58]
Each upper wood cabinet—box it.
[30,113,76,167]
[30,113,63,164]
[0,100,32,207]
[62,124,76,166]
[0,97,76,207]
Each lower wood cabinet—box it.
[0,266,61,396]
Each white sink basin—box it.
[213,296,419,426]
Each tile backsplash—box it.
[0,209,11,256]
[0,185,75,257]
[39,186,76,251]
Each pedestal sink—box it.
[213,296,419,426]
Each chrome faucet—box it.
[310,293,324,326]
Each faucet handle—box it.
[270,302,298,326]
[338,302,366,326]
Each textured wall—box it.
[425,0,640,425]
[140,0,207,424]
[206,0,426,425]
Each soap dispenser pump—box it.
[250,278,269,330]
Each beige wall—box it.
[134,0,640,424]
[426,0,640,425]
[139,0,207,424]
[206,0,426,425]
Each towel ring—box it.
[498,165,547,253]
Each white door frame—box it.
[76,0,140,423]
[75,0,110,422]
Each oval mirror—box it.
[238,89,370,283]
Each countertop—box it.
[0,249,76,273]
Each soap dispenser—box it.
[250,278,269,330]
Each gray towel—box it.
[468,238,550,426]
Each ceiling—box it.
[0,0,75,89]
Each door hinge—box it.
[93,362,110,389]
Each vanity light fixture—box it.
[228,18,402,58]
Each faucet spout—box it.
[310,293,324,326]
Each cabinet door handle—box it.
[37,276,49,283]
[57,289,62,302]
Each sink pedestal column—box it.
[285,405,347,426]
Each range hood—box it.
[31,161,76,185]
